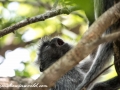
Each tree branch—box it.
[0,6,78,37]
[25,2,120,90]
[96,30,120,45]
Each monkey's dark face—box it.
[38,37,72,72]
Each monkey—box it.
[37,37,93,90]
[37,36,115,90]
[37,36,120,90]
[37,0,120,90]
[76,0,120,90]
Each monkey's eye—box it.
[43,41,50,48]
[45,45,50,49]
[57,38,64,46]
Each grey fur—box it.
[37,37,92,90]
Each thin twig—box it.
[0,6,78,37]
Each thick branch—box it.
[0,6,78,37]
[25,2,120,90]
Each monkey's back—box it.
[50,67,83,90]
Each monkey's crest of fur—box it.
[38,36,62,50]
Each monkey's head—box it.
[38,37,72,72]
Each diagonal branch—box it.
[0,6,78,37]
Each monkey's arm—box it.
[38,37,92,90]
[76,42,113,90]
[76,0,115,89]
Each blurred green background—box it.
[0,0,115,81]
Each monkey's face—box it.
[38,37,72,72]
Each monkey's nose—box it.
[56,38,64,46]
[50,38,64,47]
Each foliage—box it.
[0,0,94,77]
